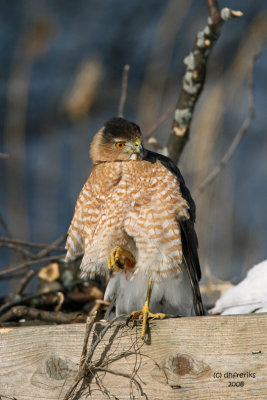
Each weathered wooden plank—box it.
[0,314,266,400]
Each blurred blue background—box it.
[0,0,266,296]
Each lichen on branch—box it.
[167,1,243,164]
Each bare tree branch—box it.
[167,2,243,163]
[0,232,67,281]
[35,232,67,258]
[144,103,175,139]
[0,236,65,251]
[118,64,130,118]
[15,269,35,295]
[193,50,260,198]
[0,212,12,238]
[207,0,221,25]
[0,283,86,316]
[0,305,86,324]
[0,253,74,278]
[0,241,35,259]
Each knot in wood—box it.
[165,353,192,376]
[164,353,210,377]
[45,354,73,380]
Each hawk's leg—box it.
[130,277,166,339]
[107,246,136,272]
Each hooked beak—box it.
[134,138,144,159]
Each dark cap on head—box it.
[102,117,141,142]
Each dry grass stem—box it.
[118,64,130,118]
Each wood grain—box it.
[0,314,266,399]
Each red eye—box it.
[116,142,125,149]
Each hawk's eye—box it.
[115,142,125,149]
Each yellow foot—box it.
[107,246,136,273]
[131,304,166,340]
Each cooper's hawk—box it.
[66,117,205,338]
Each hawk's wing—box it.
[143,149,205,316]
[65,189,85,261]
[65,178,97,261]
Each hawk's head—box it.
[90,117,144,164]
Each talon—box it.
[126,314,135,326]
[131,308,166,339]
[115,259,124,270]
[107,246,136,273]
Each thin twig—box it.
[118,64,130,118]
[99,350,138,370]
[0,236,65,251]
[94,372,114,400]
[0,212,12,238]
[15,269,35,294]
[88,299,110,317]
[63,375,82,400]
[0,234,67,282]
[96,367,148,399]
[0,241,35,259]
[35,232,67,258]
[0,254,68,278]
[79,311,97,372]
[193,51,260,198]
[144,104,175,139]
[84,315,124,369]
[54,291,65,312]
